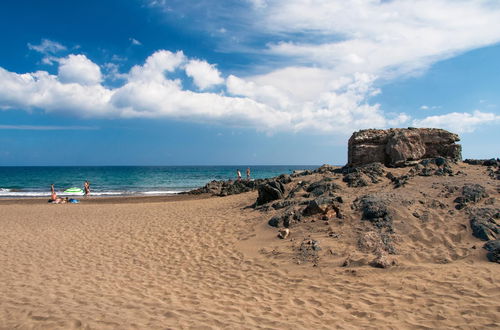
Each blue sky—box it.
[0,0,499,166]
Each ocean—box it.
[0,165,318,198]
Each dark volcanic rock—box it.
[256,180,286,205]
[348,128,461,167]
[342,162,385,187]
[483,240,500,263]
[302,196,342,216]
[468,208,499,241]
[188,179,261,196]
[464,158,500,166]
[268,209,302,228]
[454,184,488,210]
[354,195,393,230]
[306,178,341,197]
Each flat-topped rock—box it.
[348,128,461,167]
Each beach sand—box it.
[1,173,499,329]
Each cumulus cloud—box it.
[412,110,500,133]
[0,51,290,129]
[3,1,500,134]
[185,59,224,90]
[58,54,102,85]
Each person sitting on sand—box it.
[84,180,91,196]
[236,169,242,181]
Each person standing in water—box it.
[50,184,57,201]
[246,167,251,181]
[84,181,91,196]
[236,169,242,181]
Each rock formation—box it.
[348,128,462,167]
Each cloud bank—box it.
[2,1,500,134]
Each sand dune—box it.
[0,164,499,329]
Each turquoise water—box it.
[0,166,318,197]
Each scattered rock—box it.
[268,210,302,228]
[306,178,341,197]
[348,128,461,167]
[468,208,499,241]
[455,184,488,210]
[315,164,338,174]
[358,231,383,253]
[188,179,261,196]
[483,240,500,263]
[278,228,290,239]
[302,196,343,217]
[271,200,298,210]
[464,158,500,166]
[296,238,321,265]
[342,163,385,187]
[369,253,397,268]
[354,195,393,230]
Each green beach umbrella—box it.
[64,187,84,194]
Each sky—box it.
[0,0,499,166]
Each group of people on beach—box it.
[49,180,91,203]
[236,168,251,181]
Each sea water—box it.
[0,165,318,197]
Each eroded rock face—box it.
[348,128,462,167]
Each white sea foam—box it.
[0,191,50,197]
[0,189,184,197]
[141,190,183,195]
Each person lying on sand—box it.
[49,197,69,204]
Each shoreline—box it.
[0,193,212,205]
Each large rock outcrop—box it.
[348,128,462,167]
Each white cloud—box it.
[58,54,102,85]
[412,110,500,133]
[185,59,224,90]
[420,105,429,110]
[130,38,142,46]
[28,39,67,54]
[4,0,500,134]
[259,1,500,77]
[0,67,114,117]
[128,50,185,82]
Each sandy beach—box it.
[1,163,499,329]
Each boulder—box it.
[306,178,341,197]
[468,208,499,241]
[354,194,393,231]
[348,128,461,167]
[483,240,500,263]
[256,180,285,205]
[302,196,342,216]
